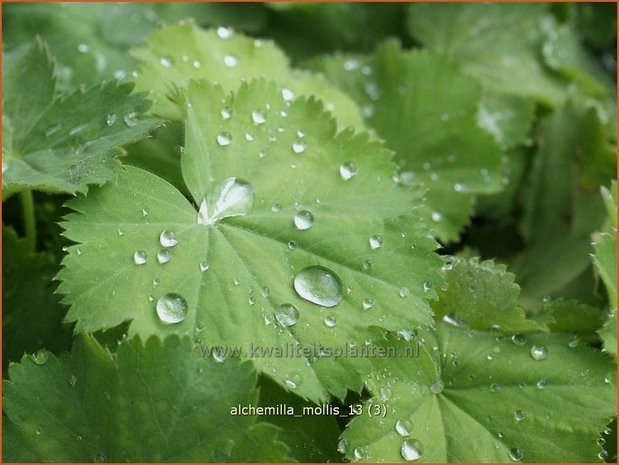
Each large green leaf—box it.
[432,257,543,333]
[2,227,72,370]
[57,80,443,401]
[513,102,616,305]
[3,335,290,462]
[341,324,616,462]
[132,23,363,129]
[307,41,503,242]
[2,39,159,198]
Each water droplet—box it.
[217,132,232,146]
[192,60,201,69]
[106,114,117,126]
[123,112,138,127]
[69,124,89,136]
[76,435,82,441]
[514,409,526,421]
[567,335,579,348]
[395,419,413,437]
[198,177,254,225]
[35,427,42,435]
[159,230,178,248]
[251,110,266,125]
[337,439,349,454]
[68,375,77,386]
[453,182,467,192]
[288,240,298,250]
[223,55,238,67]
[157,250,171,264]
[511,334,526,346]
[324,316,337,327]
[508,448,523,462]
[293,266,343,307]
[369,235,383,250]
[284,372,301,389]
[362,298,375,310]
[142,208,149,217]
[261,287,270,298]
[217,26,234,39]
[536,379,547,389]
[282,88,294,101]
[339,162,358,180]
[156,293,188,324]
[275,303,299,327]
[212,347,227,363]
[401,439,424,461]
[78,43,89,53]
[133,250,148,265]
[292,141,306,154]
[354,447,370,460]
[294,210,315,230]
[199,261,209,272]
[30,350,49,365]
[530,345,547,361]
[431,211,443,222]
[45,123,62,137]
[399,287,410,298]
[430,379,444,394]
[422,281,432,292]
[153,278,160,287]
[159,57,172,68]
[363,260,372,270]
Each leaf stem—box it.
[20,190,37,251]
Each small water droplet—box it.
[337,439,349,454]
[401,439,424,461]
[354,447,370,461]
[363,259,372,270]
[430,379,444,394]
[157,249,171,264]
[199,261,210,272]
[69,123,89,136]
[511,334,527,346]
[431,211,443,222]
[159,57,172,68]
[123,112,139,127]
[217,26,234,39]
[422,281,432,292]
[35,427,42,435]
[395,419,413,437]
[198,177,254,225]
[251,110,266,125]
[30,350,49,365]
[453,182,467,192]
[159,230,178,247]
[282,88,294,101]
[362,298,375,310]
[106,114,117,126]
[217,132,232,146]
[275,303,299,327]
[530,345,547,361]
[192,60,201,69]
[288,240,298,250]
[514,409,526,421]
[223,55,238,68]
[133,250,148,265]
[294,210,315,230]
[567,335,579,348]
[536,379,547,389]
[261,287,270,298]
[78,43,90,53]
[324,315,337,327]
[369,235,383,250]
[508,448,523,462]
[293,266,343,307]
[292,141,306,154]
[339,162,358,180]
[68,375,77,386]
[156,293,188,324]
[399,287,410,298]
[284,372,301,389]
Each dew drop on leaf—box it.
[192,60,201,69]
[223,55,238,68]
[284,372,302,389]
[422,281,432,292]
[362,298,375,310]
[431,211,443,222]
[354,447,370,460]
[68,375,77,386]
[156,293,188,324]
[261,287,270,298]
[401,439,424,461]
[292,141,306,154]
[514,409,526,421]
[430,379,444,394]
[106,113,117,126]
[369,234,383,250]
[508,448,523,462]
[157,250,171,264]
[399,287,410,298]
[251,110,266,125]
[123,112,138,127]
[530,345,547,361]
[275,303,299,327]
[288,240,298,250]
[511,334,527,346]
[159,230,178,247]
[293,266,343,307]
[133,250,148,265]
[217,26,234,39]
[294,210,315,230]
[159,57,172,68]
[45,123,62,137]
[363,259,372,270]
[281,88,294,102]
[337,439,349,454]
[324,315,337,327]
[220,108,232,120]
[216,131,232,146]
[339,162,358,180]
[197,177,254,225]
[30,350,49,365]
[395,418,413,437]
[199,261,210,272]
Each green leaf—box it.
[57,80,443,401]
[2,39,160,197]
[477,91,536,148]
[342,324,616,462]
[600,312,617,358]
[433,257,543,332]
[258,376,341,462]
[132,23,364,130]
[538,299,606,341]
[514,102,616,304]
[2,227,72,369]
[3,334,291,462]
[307,41,503,242]
[406,3,568,104]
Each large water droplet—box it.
[508,448,523,462]
[294,210,315,230]
[293,266,343,307]
[156,293,188,324]
[197,178,254,226]
[324,315,337,327]
[159,230,178,247]
[133,250,148,265]
[339,162,358,180]
[530,345,547,361]
[395,419,413,437]
[157,250,172,264]
[369,235,383,250]
[217,132,232,146]
[401,439,424,461]
[275,303,299,327]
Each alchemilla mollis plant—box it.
[2,2,617,463]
